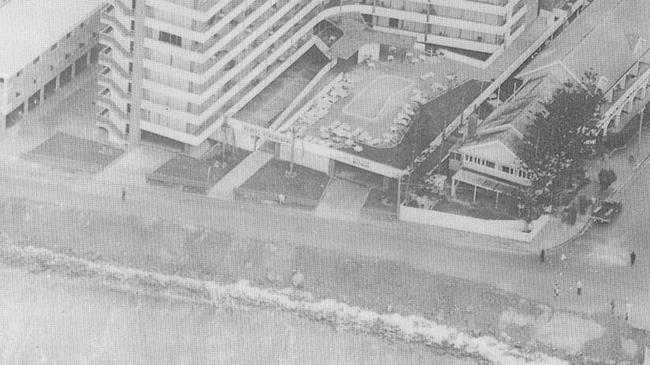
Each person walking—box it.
[540,249,545,263]
[121,188,126,202]
[630,251,637,267]
[553,284,560,298]
[625,302,633,322]
[610,299,616,315]
[576,281,582,296]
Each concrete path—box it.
[314,178,370,222]
[208,150,273,198]
[94,145,173,187]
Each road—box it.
[1,150,650,330]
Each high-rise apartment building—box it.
[97,0,539,150]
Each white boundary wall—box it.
[400,205,550,242]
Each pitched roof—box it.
[0,0,104,78]
[462,89,546,155]
[517,0,650,92]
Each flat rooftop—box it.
[236,15,552,169]
[0,0,103,78]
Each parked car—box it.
[591,200,622,224]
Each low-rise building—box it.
[0,0,104,133]
[450,0,650,200]
[449,89,544,201]
[516,0,650,134]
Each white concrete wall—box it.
[400,205,550,242]
[278,142,331,174]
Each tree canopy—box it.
[516,72,602,216]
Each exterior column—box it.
[0,113,6,135]
[473,185,477,203]
[129,0,145,147]
[451,178,457,197]
[327,159,336,177]
[396,176,401,217]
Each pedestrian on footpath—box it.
[553,284,560,298]
[625,302,633,322]
[540,249,545,263]
[576,281,582,296]
[630,251,637,267]
[121,188,126,202]
[611,299,616,315]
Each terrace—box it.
[277,47,489,169]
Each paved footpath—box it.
[3,114,650,329]
[3,155,650,328]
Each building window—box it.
[127,82,132,93]
[15,92,21,98]
[129,41,134,53]
[33,56,40,64]
[126,103,131,114]
[65,53,71,60]
[80,22,85,28]
[16,70,22,77]
[501,166,512,174]
[158,31,182,47]
[66,32,72,38]
[128,62,133,73]
[130,20,135,31]
[79,42,86,49]
[50,43,58,51]
[484,160,495,168]
[131,0,136,9]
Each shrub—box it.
[598,168,617,190]
[566,205,577,225]
[577,195,590,215]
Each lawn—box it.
[239,159,330,202]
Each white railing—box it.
[599,68,650,128]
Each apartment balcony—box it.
[140,0,318,98]
[191,0,306,56]
[97,107,128,139]
[99,31,133,60]
[99,51,132,82]
[110,0,133,17]
[96,94,129,122]
[101,12,134,39]
[98,73,131,100]
[370,3,506,34]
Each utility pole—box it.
[286,126,298,178]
